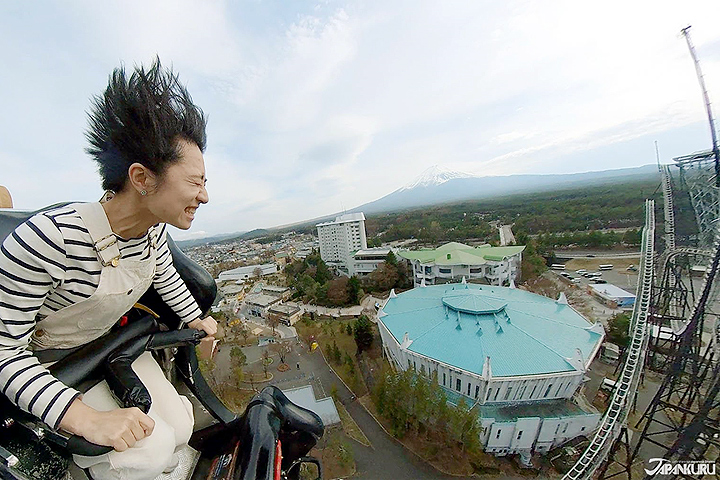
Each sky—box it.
[1,1,719,240]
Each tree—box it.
[344,353,355,374]
[347,276,362,305]
[346,323,353,336]
[326,277,350,306]
[353,315,374,354]
[267,313,281,335]
[262,350,270,379]
[253,267,263,281]
[331,340,342,364]
[229,346,247,369]
[623,228,642,246]
[368,262,399,292]
[607,313,631,348]
[239,323,250,345]
[314,258,332,284]
[271,341,292,365]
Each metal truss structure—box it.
[676,150,720,250]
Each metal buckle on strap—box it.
[95,234,120,267]
[95,233,117,252]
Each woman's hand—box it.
[60,398,154,452]
[187,316,217,337]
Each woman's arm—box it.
[0,213,79,429]
[152,224,204,323]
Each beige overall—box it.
[32,203,194,480]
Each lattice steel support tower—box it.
[631,227,720,478]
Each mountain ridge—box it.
[350,164,660,215]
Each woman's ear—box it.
[127,163,157,195]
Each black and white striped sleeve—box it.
[152,224,202,324]
[0,214,80,429]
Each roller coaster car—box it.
[0,205,325,480]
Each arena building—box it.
[377,281,604,462]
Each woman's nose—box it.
[198,185,209,204]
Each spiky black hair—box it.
[85,57,207,192]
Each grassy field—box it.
[309,427,356,479]
[565,257,640,271]
[336,400,371,447]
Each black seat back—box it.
[0,203,72,243]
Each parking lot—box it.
[560,256,640,291]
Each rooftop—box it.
[245,293,282,307]
[588,284,636,299]
[316,212,366,227]
[380,284,603,378]
[399,242,525,265]
[354,247,392,257]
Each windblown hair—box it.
[85,58,207,192]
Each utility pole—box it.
[681,25,720,187]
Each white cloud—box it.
[1,0,719,236]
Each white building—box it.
[217,263,278,282]
[399,242,525,287]
[378,283,604,463]
[316,212,367,275]
[588,284,636,308]
[351,247,393,276]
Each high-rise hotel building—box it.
[316,213,367,275]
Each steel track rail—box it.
[562,200,655,480]
[661,165,677,252]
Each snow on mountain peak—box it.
[401,165,475,191]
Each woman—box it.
[0,59,217,480]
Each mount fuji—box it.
[350,164,659,215]
[398,165,476,190]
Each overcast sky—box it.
[1,1,719,239]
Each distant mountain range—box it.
[179,164,661,246]
[349,164,660,215]
[175,228,273,248]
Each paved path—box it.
[301,346,469,480]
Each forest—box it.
[364,179,663,247]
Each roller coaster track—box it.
[562,200,655,480]
[661,165,677,252]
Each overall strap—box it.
[72,202,121,267]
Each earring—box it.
[140,190,147,196]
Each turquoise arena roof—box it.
[380,284,604,378]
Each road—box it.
[298,344,536,480]
[499,225,515,246]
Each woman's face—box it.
[147,139,209,230]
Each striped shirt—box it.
[0,204,202,429]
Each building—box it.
[351,247,393,276]
[217,263,278,282]
[316,213,367,275]
[399,242,525,287]
[377,282,604,462]
[245,293,282,317]
[261,285,291,301]
[268,303,302,326]
[282,385,340,426]
[588,284,636,308]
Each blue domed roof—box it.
[442,289,507,315]
[379,284,604,377]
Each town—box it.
[172,150,714,479]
